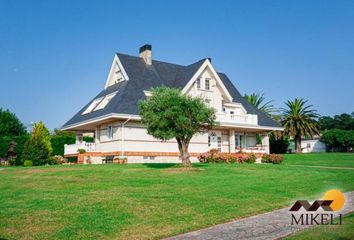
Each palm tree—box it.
[244,93,276,116]
[282,98,320,153]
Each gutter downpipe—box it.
[121,116,131,158]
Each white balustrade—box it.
[64,141,96,155]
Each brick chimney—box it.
[139,44,152,65]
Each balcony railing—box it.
[64,142,96,155]
[236,147,268,154]
[216,113,258,125]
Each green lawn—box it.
[0,153,353,239]
[283,153,354,168]
[286,213,354,240]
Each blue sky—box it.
[0,0,353,130]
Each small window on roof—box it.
[82,97,104,115]
[81,91,118,115]
[95,91,118,110]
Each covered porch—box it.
[64,130,98,156]
[208,127,270,154]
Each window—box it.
[82,91,118,115]
[205,78,210,90]
[143,156,155,160]
[205,99,211,106]
[196,78,201,89]
[235,134,242,148]
[95,91,118,110]
[217,136,222,151]
[82,97,104,114]
[107,126,114,139]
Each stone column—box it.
[229,129,235,153]
[95,126,100,143]
[262,133,270,154]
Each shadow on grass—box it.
[142,163,209,169]
[142,163,178,169]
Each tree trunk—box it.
[176,137,191,167]
[295,135,302,153]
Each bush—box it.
[77,148,86,154]
[198,150,256,164]
[245,153,256,163]
[23,160,33,167]
[51,155,67,165]
[269,132,290,154]
[67,157,77,163]
[261,154,283,164]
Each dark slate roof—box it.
[63,53,280,128]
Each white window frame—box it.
[196,78,201,89]
[82,97,104,115]
[217,136,222,152]
[205,78,211,90]
[95,91,118,111]
[107,126,114,139]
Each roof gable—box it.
[181,59,233,102]
[104,54,129,89]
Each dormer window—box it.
[82,97,104,115]
[196,78,201,89]
[82,91,118,115]
[205,78,210,90]
[95,91,118,110]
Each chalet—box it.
[62,45,282,163]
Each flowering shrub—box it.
[245,153,256,163]
[51,155,68,165]
[261,154,283,164]
[198,150,256,164]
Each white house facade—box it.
[62,45,283,164]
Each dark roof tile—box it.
[62,53,280,128]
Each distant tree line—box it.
[318,113,354,152]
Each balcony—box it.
[216,113,258,125]
[64,142,96,155]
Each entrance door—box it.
[209,133,222,151]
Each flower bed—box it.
[198,149,256,164]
